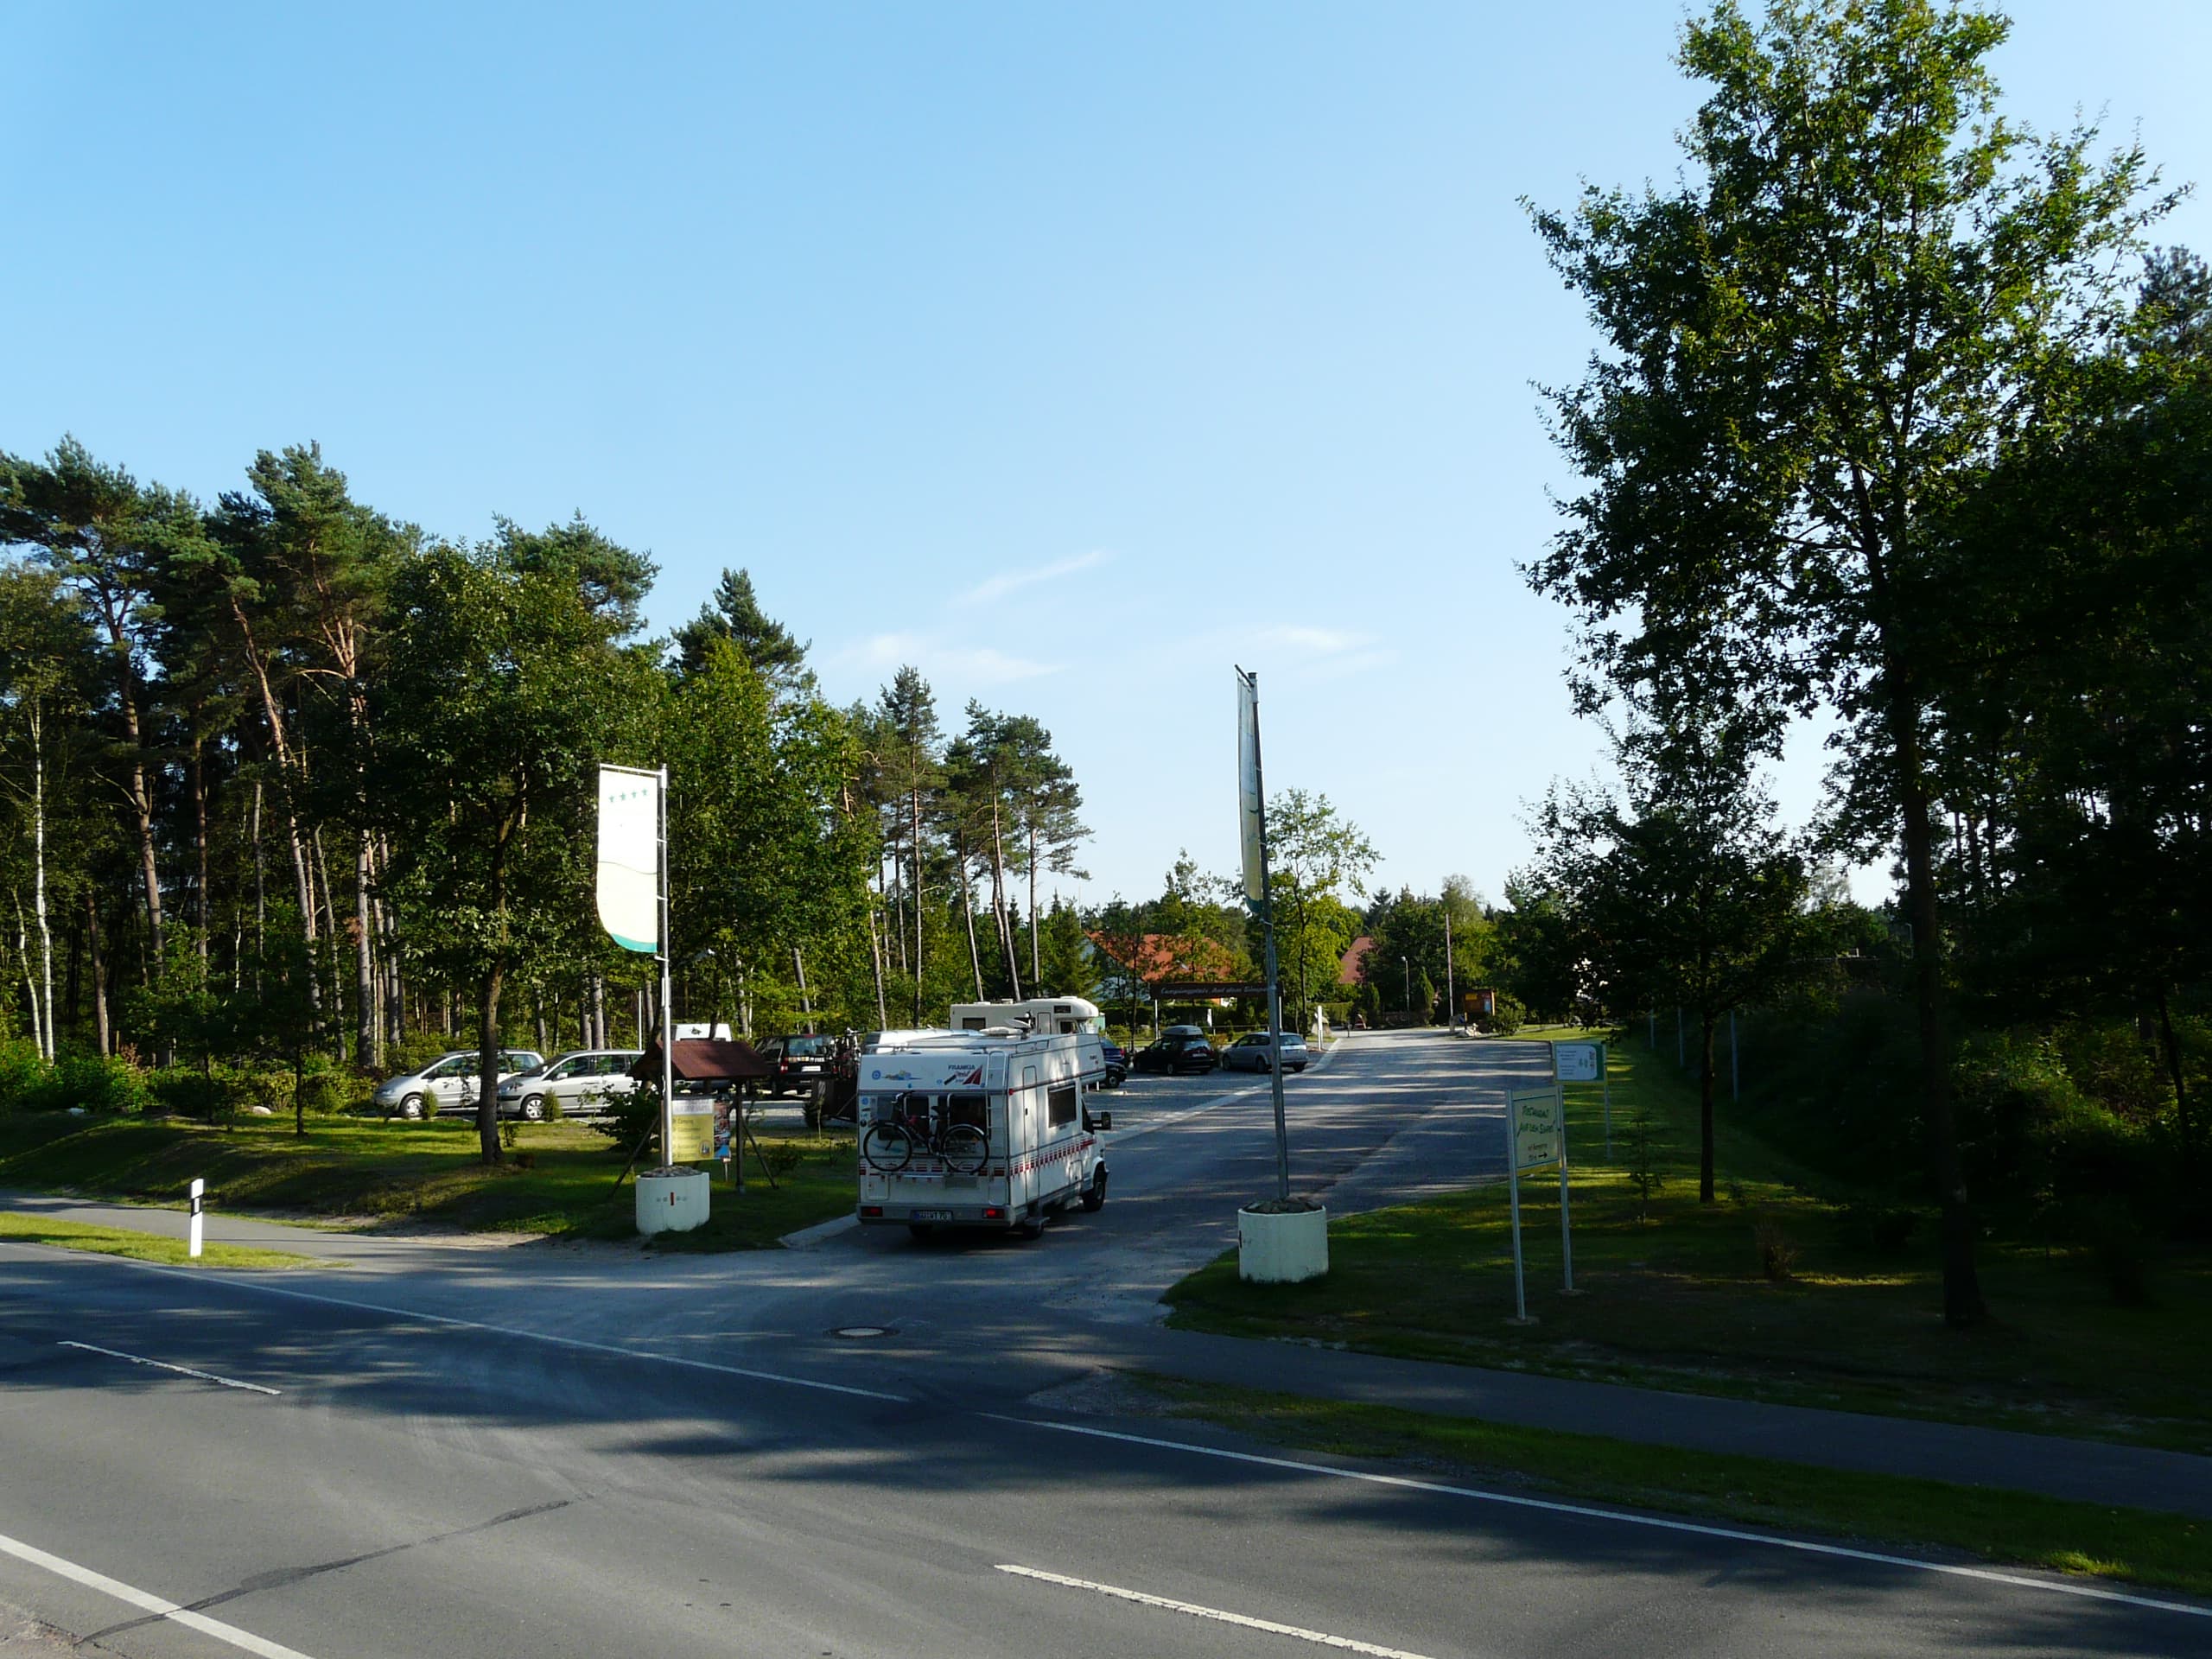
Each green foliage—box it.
[1478,993,1526,1037]
[1527,0,2178,1320]
[0,1045,151,1115]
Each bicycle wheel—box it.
[938,1122,988,1175]
[861,1121,915,1173]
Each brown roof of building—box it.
[1339,935,1376,986]
[628,1037,775,1084]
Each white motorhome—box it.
[948,995,1106,1036]
[855,1027,1111,1238]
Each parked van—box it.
[855,1027,1110,1239]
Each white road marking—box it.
[997,1563,1437,1658]
[59,1340,280,1396]
[0,1247,911,1404]
[985,1416,2212,1622]
[0,1528,318,1659]
[1106,1083,1262,1144]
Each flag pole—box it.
[658,763,674,1168]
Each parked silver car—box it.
[495,1050,645,1121]
[1217,1032,1310,1073]
[372,1050,546,1120]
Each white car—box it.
[1217,1032,1310,1073]
[495,1050,645,1121]
[372,1050,546,1120]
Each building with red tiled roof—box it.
[1339,935,1376,987]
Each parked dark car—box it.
[757,1033,833,1097]
[1133,1034,1218,1075]
[1098,1040,1128,1088]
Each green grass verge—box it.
[1129,1376,2211,1600]
[0,1114,855,1250]
[1166,1027,2212,1452]
[0,1212,315,1269]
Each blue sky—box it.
[10,3,2209,913]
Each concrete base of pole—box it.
[1237,1204,1328,1283]
[636,1166,710,1236]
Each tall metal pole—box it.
[658,764,674,1168]
[1243,669,1291,1205]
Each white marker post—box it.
[1505,1088,1570,1323]
[187,1178,204,1260]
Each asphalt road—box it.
[0,1031,2202,1657]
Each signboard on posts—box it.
[1504,1084,1573,1323]
[1553,1041,1602,1084]
[1510,1089,1563,1170]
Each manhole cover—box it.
[830,1325,894,1339]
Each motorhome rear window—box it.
[945,1093,987,1130]
[1047,1082,1077,1128]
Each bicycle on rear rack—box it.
[860,1092,989,1176]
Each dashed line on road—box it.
[983,1415,2212,1623]
[996,1564,1437,1658]
[58,1340,280,1396]
[0,1528,319,1659]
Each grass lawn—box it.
[1128,1376,2212,1600]
[0,1212,315,1270]
[1166,1027,2212,1452]
[0,1113,856,1250]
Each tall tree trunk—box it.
[30,702,54,1060]
[987,791,1021,1001]
[1027,818,1042,990]
[85,891,108,1055]
[957,836,985,1000]
[191,721,210,958]
[314,827,343,1061]
[910,785,925,1026]
[476,963,505,1164]
[14,896,41,1060]
[251,781,267,994]
[1896,712,1985,1325]
[356,831,379,1070]
[2158,985,2196,1176]
[109,662,164,969]
[1699,1008,1717,1204]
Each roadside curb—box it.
[780,1212,860,1249]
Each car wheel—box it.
[520,1095,545,1122]
[1081,1167,1108,1213]
[400,1093,425,1120]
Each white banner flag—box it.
[1236,671,1265,910]
[596,765,660,955]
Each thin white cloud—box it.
[1259,624,1370,654]
[964,648,1058,683]
[824,632,1058,687]
[831,631,925,671]
[956,548,1112,607]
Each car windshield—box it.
[785,1036,828,1057]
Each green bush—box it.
[148,1067,230,1120]
[0,1039,48,1110]
[1478,994,1525,1036]
[51,1052,152,1116]
[1954,1033,2156,1210]
[0,1046,152,1116]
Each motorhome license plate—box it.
[909,1209,953,1222]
